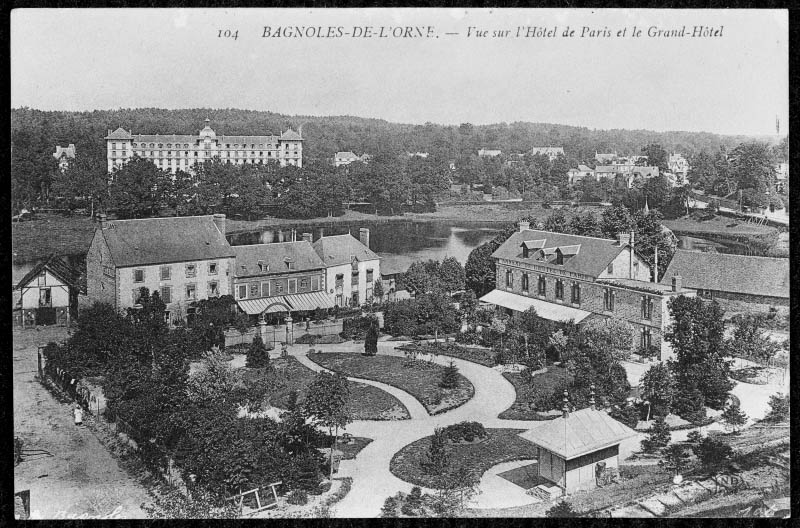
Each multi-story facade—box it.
[232,237,332,320]
[775,162,789,193]
[530,147,565,161]
[482,223,694,360]
[312,229,381,308]
[105,119,303,174]
[14,255,83,328]
[85,214,235,324]
[53,144,76,172]
[478,149,502,158]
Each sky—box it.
[11,8,789,136]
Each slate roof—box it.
[281,129,303,141]
[577,164,594,172]
[335,151,359,160]
[98,216,234,267]
[660,250,789,299]
[493,229,627,279]
[519,407,638,460]
[16,254,84,292]
[105,127,132,139]
[233,241,326,278]
[312,234,380,267]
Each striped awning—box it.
[479,289,592,323]
[284,291,335,312]
[236,291,334,315]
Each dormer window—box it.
[258,260,265,272]
[286,261,295,270]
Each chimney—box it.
[302,232,313,244]
[562,389,570,419]
[589,384,596,410]
[98,213,108,229]
[359,228,370,249]
[617,233,630,246]
[519,221,530,233]
[212,213,226,235]
[672,275,682,292]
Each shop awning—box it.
[237,291,335,316]
[479,289,592,323]
[237,297,293,315]
[284,291,335,312]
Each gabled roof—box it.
[53,145,76,159]
[521,239,546,250]
[233,241,326,278]
[16,254,84,292]
[335,151,359,159]
[99,216,233,267]
[493,229,627,279]
[577,164,594,172]
[312,234,380,267]
[660,250,789,299]
[280,129,303,141]
[105,127,132,139]
[519,407,638,459]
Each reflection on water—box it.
[676,235,730,254]
[228,221,502,276]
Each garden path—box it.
[284,340,787,517]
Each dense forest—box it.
[11,107,785,215]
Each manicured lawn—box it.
[389,428,537,488]
[308,352,474,415]
[498,366,571,420]
[398,342,496,367]
[239,357,411,420]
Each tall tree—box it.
[729,141,775,195]
[108,157,170,218]
[304,371,351,478]
[641,143,668,172]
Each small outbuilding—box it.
[519,392,638,495]
[14,255,84,327]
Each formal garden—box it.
[389,425,537,489]
[307,352,474,415]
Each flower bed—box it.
[239,357,411,420]
[307,352,474,415]
[389,429,537,488]
[397,342,496,367]
[497,366,570,421]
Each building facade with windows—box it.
[53,144,76,172]
[312,229,381,308]
[334,151,369,167]
[85,214,235,324]
[232,237,332,320]
[481,224,694,360]
[14,255,84,328]
[105,119,303,174]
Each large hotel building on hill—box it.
[105,118,303,174]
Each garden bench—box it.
[226,481,282,515]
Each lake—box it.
[227,220,504,275]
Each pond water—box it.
[227,221,503,275]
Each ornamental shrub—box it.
[640,415,670,453]
[245,334,271,368]
[439,361,460,389]
[287,490,309,505]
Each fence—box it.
[224,319,345,348]
[39,348,105,416]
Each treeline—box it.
[12,106,779,210]
[48,153,451,219]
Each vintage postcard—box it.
[11,7,789,519]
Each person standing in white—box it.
[73,404,83,426]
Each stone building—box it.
[481,223,695,360]
[85,214,235,324]
[105,118,303,174]
[232,237,332,322]
[530,146,565,161]
[312,229,381,308]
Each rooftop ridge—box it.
[520,229,621,244]
[103,214,217,223]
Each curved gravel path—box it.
[285,339,789,517]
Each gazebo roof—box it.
[519,407,638,460]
